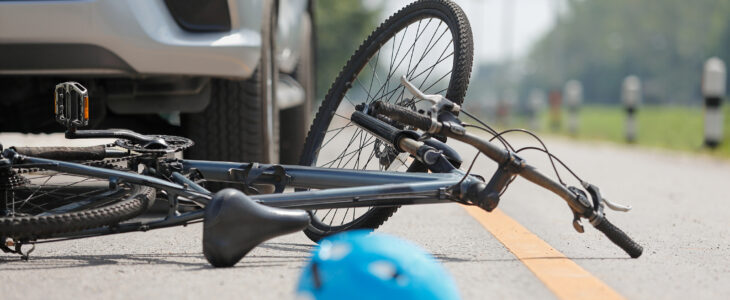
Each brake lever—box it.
[581,181,632,212]
[601,197,632,212]
[400,76,460,114]
[572,212,585,233]
[567,186,590,233]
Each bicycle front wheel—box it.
[299,0,473,241]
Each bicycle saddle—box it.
[203,188,310,267]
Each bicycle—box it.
[0,0,641,267]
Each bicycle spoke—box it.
[340,135,376,169]
[334,112,350,120]
[328,209,338,227]
[416,45,453,90]
[342,94,360,109]
[326,123,355,133]
[18,174,54,210]
[405,22,445,80]
[422,70,453,93]
[319,131,376,168]
[367,51,384,95]
[362,27,453,108]
[412,49,453,85]
[320,209,333,223]
[335,138,377,169]
[318,121,354,154]
[333,128,367,169]
[363,21,435,106]
[353,127,368,169]
[340,208,350,225]
[17,177,95,211]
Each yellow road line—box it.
[463,206,625,300]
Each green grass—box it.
[533,105,730,157]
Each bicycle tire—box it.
[0,152,155,239]
[299,0,473,242]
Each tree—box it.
[522,0,730,105]
[315,0,383,99]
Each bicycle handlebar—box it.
[370,101,643,258]
[351,111,401,146]
[593,216,643,258]
[373,101,434,132]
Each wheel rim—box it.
[307,14,461,233]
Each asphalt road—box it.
[1,132,728,299]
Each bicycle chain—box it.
[13,143,148,175]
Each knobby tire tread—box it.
[0,185,155,239]
[184,78,266,163]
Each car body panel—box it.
[0,0,280,79]
[276,0,308,73]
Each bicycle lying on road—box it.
[0,0,642,266]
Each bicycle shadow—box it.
[0,242,315,271]
[1,243,632,271]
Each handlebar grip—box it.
[594,217,643,258]
[372,101,433,132]
[351,111,399,145]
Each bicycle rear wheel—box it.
[299,0,473,241]
[0,150,155,239]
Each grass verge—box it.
[531,105,730,158]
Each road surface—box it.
[0,132,728,299]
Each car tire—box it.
[182,0,279,165]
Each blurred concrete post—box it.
[564,80,583,135]
[549,90,562,131]
[622,75,642,143]
[702,57,726,148]
[528,89,546,130]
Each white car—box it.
[0,0,314,164]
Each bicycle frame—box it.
[6,105,642,259]
[184,160,468,208]
[4,87,642,259]
[16,154,478,240]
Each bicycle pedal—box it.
[54,82,90,129]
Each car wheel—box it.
[182,0,279,165]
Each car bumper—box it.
[0,0,263,78]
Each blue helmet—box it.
[296,230,461,300]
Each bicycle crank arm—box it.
[66,129,168,149]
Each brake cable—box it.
[514,146,585,184]
[460,110,515,152]
[462,124,571,186]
